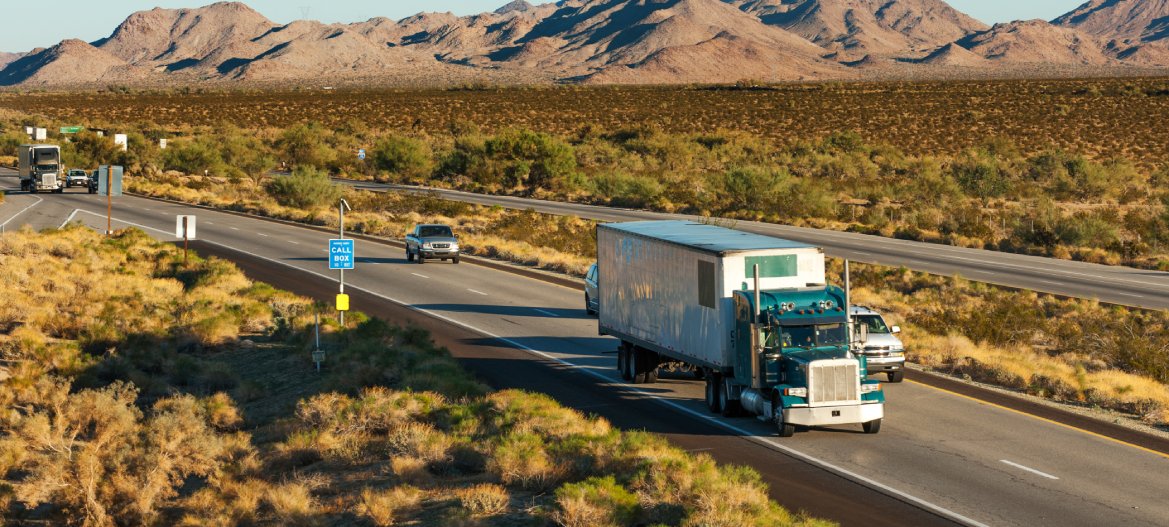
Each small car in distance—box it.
[584,263,599,316]
[65,169,89,188]
[851,305,906,382]
[405,224,460,264]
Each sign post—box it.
[176,215,196,264]
[99,166,124,236]
[329,198,353,326]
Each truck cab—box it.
[18,144,64,194]
[727,286,884,436]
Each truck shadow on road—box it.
[412,303,592,320]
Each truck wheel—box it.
[630,347,650,384]
[453,256,460,264]
[417,254,425,264]
[617,345,628,379]
[721,378,741,417]
[774,400,795,437]
[863,419,882,434]
[887,371,904,383]
[406,249,414,262]
[585,294,596,315]
[705,373,723,414]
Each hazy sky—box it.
[1,0,1090,53]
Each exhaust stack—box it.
[752,264,762,389]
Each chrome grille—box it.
[809,360,860,404]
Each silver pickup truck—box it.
[405,224,460,264]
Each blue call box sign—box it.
[329,239,354,270]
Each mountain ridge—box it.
[1,0,1167,87]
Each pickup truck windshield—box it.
[418,226,452,237]
[778,323,849,349]
[855,314,890,334]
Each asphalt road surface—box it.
[3,171,1168,527]
[339,179,1169,312]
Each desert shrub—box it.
[266,166,342,209]
[483,128,577,192]
[163,135,225,175]
[278,122,335,169]
[371,133,433,180]
[456,483,509,516]
[552,476,639,527]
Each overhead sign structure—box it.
[329,239,355,270]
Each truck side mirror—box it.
[855,323,868,344]
[891,325,901,334]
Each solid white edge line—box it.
[73,208,989,527]
[59,209,82,229]
[1000,460,1059,480]
[468,289,489,296]
[258,233,269,237]
[0,195,44,229]
[411,273,430,279]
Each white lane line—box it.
[977,271,998,276]
[852,251,873,256]
[69,208,988,527]
[0,196,44,229]
[205,221,214,225]
[467,289,489,296]
[1039,280,1065,286]
[230,227,240,231]
[1000,460,1059,480]
[1117,292,1145,298]
[534,308,560,318]
[258,233,269,237]
[58,209,83,229]
[288,240,299,245]
[411,273,429,279]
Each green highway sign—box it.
[59,126,84,134]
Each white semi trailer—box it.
[597,220,884,436]
[18,144,63,193]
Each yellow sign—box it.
[336,294,350,311]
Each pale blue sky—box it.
[2,0,1089,53]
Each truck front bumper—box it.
[419,249,459,258]
[864,355,905,373]
[784,402,883,427]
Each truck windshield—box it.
[36,164,59,171]
[418,226,452,237]
[779,323,849,349]
[855,315,890,334]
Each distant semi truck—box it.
[597,220,884,436]
[18,144,63,193]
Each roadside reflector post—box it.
[175,215,196,265]
[182,216,189,264]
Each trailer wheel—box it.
[630,348,650,384]
[774,399,795,437]
[643,350,659,383]
[721,378,741,418]
[617,344,629,380]
[887,371,903,383]
[863,419,882,434]
[705,373,723,414]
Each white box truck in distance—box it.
[597,221,884,436]
[18,144,63,193]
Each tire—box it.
[584,294,596,316]
[721,378,741,418]
[887,370,904,383]
[705,373,723,414]
[617,344,628,379]
[774,399,795,437]
[417,254,425,264]
[406,249,414,262]
[453,256,460,264]
[630,347,648,384]
[863,419,882,434]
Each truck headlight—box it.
[449,243,459,250]
[783,387,807,398]
[861,383,882,393]
[422,242,432,249]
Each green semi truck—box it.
[597,220,885,436]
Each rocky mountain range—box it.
[2,0,1168,87]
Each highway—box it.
[3,171,1169,526]
[340,179,1169,311]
